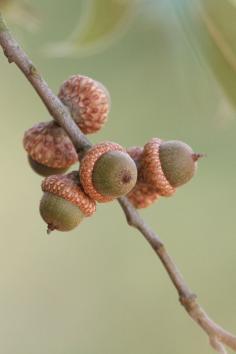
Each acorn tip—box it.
[192,153,206,162]
[47,224,55,235]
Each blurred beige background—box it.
[0,0,236,353]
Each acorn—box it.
[58,75,110,134]
[23,121,78,176]
[140,138,202,196]
[79,142,137,202]
[40,172,96,233]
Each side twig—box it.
[0,12,235,354]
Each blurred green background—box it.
[1,0,236,353]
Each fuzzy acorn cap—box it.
[127,146,160,208]
[127,182,160,209]
[23,121,78,169]
[140,138,176,197]
[80,142,137,203]
[126,146,144,166]
[58,75,110,134]
[41,172,96,217]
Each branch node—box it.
[179,293,197,310]
[210,336,228,354]
[29,64,39,77]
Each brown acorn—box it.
[140,138,202,196]
[79,142,137,202]
[40,172,96,233]
[23,121,78,176]
[58,75,110,134]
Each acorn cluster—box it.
[23,74,202,233]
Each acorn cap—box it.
[159,140,200,188]
[127,146,160,208]
[58,75,110,134]
[80,142,134,203]
[127,182,160,209]
[127,146,144,168]
[41,172,96,216]
[140,138,176,197]
[23,121,78,169]
[92,150,137,198]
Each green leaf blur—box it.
[46,0,136,57]
[173,0,236,107]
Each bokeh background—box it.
[0,0,236,353]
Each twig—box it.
[118,197,236,353]
[0,12,235,353]
[0,14,91,156]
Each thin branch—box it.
[118,197,236,353]
[0,14,91,156]
[0,12,235,354]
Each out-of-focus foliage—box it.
[0,0,39,31]
[45,0,137,57]
[43,0,236,108]
[172,0,236,107]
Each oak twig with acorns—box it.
[23,74,201,232]
[1,12,236,354]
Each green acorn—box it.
[40,172,96,233]
[79,142,137,202]
[140,138,203,196]
[40,192,84,233]
[159,140,202,188]
[93,150,137,197]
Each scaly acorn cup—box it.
[23,121,78,176]
[140,138,203,196]
[127,182,160,209]
[79,142,138,203]
[40,172,96,233]
[126,146,143,168]
[126,146,160,208]
[58,75,110,134]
